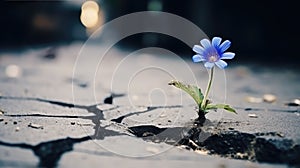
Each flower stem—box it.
[201,67,214,110]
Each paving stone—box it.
[0,116,94,145]
[0,145,38,168]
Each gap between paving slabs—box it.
[0,94,299,167]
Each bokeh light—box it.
[80,1,100,28]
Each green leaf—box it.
[168,80,204,106]
[206,104,237,113]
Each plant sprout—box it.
[169,37,236,123]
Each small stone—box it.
[263,94,277,103]
[294,99,300,104]
[70,122,76,125]
[178,145,191,150]
[159,114,166,118]
[154,139,160,143]
[4,122,8,124]
[5,64,22,78]
[246,96,263,103]
[285,99,300,106]
[236,152,248,159]
[248,114,258,118]
[195,149,209,155]
[13,121,17,125]
[0,118,3,122]
[28,123,43,129]
[15,127,20,132]
[228,127,234,130]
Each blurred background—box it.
[0,0,298,65]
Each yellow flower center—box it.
[208,55,218,62]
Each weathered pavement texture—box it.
[0,43,299,168]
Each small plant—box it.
[169,37,236,123]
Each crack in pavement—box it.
[0,96,85,109]
[4,114,82,118]
[0,96,184,167]
[111,105,182,123]
[103,93,126,104]
[0,136,91,167]
[1,95,299,166]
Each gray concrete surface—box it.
[0,43,299,167]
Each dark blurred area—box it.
[0,0,298,64]
[0,1,86,50]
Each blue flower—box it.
[192,37,235,69]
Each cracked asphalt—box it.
[0,44,299,168]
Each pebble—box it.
[15,127,20,132]
[195,149,209,155]
[178,145,191,150]
[70,122,76,125]
[13,121,17,125]
[5,64,22,78]
[28,123,43,129]
[0,118,3,122]
[248,114,258,118]
[293,99,300,105]
[263,94,277,103]
[154,139,160,143]
[285,99,300,106]
[159,114,166,118]
[236,152,248,159]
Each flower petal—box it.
[221,52,235,59]
[193,45,204,55]
[192,55,205,62]
[200,39,211,49]
[204,62,215,69]
[212,37,222,47]
[219,40,231,53]
[215,60,228,69]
